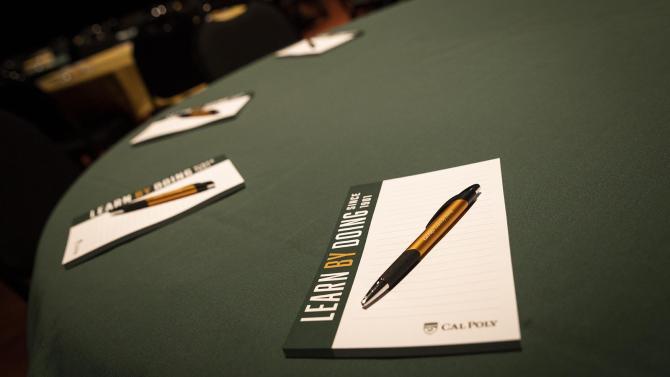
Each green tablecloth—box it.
[29,0,670,375]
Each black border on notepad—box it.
[284,340,521,358]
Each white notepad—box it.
[130,93,251,145]
[334,159,519,350]
[275,31,360,57]
[285,158,520,357]
[62,156,244,267]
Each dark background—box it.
[0,1,370,375]
[0,1,151,60]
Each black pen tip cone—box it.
[459,184,480,204]
[361,281,390,309]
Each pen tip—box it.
[360,282,390,309]
[458,184,480,205]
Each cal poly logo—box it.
[423,322,438,334]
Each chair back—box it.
[133,12,205,97]
[196,2,299,81]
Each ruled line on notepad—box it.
[386,287,499,302]
[364,248,496,267]
[363,248,499,266]
[365,259,499,275]
[368,237,500,253]
[384,299,500,311]
[373,231,500,242]
[354,298,501,317]
[370,222,499,238]
[352,306,502,321]
[383,268,502,285]
[396,277,500,293]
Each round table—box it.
[29,0,670,375]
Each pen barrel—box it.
[115,181,214,213]
[381,250,422,287]
[408,198,469,257]
[146,186,199,206]
[179,107,218,117]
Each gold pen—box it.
[179,106,218,117]
[112,181,215,214]
[361,184,480,308]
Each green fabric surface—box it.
[29,0,670,375]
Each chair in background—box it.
[196,1,300,82]
[0,78,78,143]
[346,0,399,17]
[0,111,81,299]
[2,77,137,165]
[133,11,207,99]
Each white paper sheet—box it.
[62,159,244,266]
[130,94,251,145]
[275,31,358,57]
[332,159,520,349]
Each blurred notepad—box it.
[275,31,360,57]
[62,156,244,267]
[130,93,251,145]
[284,159,520,357]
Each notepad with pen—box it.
[130,92,252,145]
[284,158,521,357]
[275,30,362,57]
[61,155,245,267]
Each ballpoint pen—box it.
[361,184,480,308]
[178,106,218,117]
[111,181,215,214]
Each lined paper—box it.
[275,31,358,57]
[333,159,520,349]
[130,94,251,145]
[62,160,244,266]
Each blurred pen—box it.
[179,106,218,117]
[111,181,215,214]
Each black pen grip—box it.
[117,201,148,213]
[381,249,421,288]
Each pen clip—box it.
[425,196,457,227]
